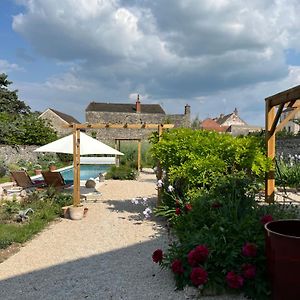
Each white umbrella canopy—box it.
[34,132,124,155]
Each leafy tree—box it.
[0,73,30,114]
[0,73,57,145]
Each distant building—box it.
[200,108,261,135]
[280,107,300,134]
[85,96,191,141]
[226,125,263,136]
[39,108,80,136]
[213,108,247,127]
[199,118,227,132]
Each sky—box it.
[1,0,300,125]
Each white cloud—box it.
[0,59,23,73]
[10,0,300,125]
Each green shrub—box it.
[105,165,138,180]
[0,189,72,249]
[154,176,298,299]
[276,158,300,188]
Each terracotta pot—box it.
[69,205,84,220]
[49,165,57,172]
[34,169,42,175]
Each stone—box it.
[85,179,96,188]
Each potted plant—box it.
[34,164,42,175]
[48,161,56,172]
[69,205,85,220]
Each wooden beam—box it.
[72,125,81,206]
[275,106,300,133]
[265,100,276,203]
[269,103,284,136]
[157,124,163,206]
[137,140,141,171]
[64,123,175,129]
[266,85,300,107]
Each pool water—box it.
[61,165,110,184]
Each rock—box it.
[85,179,96,188]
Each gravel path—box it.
[0,173,244,300]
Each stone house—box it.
[200,108,261,135]
[213,108,247,128]
[280,107,300,134]
[85,96,191,141]
[39,108,80,137]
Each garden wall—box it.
[0,145,39,164]
[276,136,300,157]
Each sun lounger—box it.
[10,170,46,189]
[41,171,72,190]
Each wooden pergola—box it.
[68,122,174,206]
[265,85,300,202]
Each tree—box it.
[0,73,30,114]
[0,73,57,145]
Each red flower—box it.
[187,245,209,266]
[226,271,244,289]
[190,267,208,286]
[260,214,273,225]
[152,249,163,263]
[242,242,257,257]
[185,203,192,212]
[211,202,222,209]
[171,259,184,274]
[242,264,256,279]
[175,208,181,215]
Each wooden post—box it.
[265,100,276,203]
[73,125,81,206]
[137,140,141,171]
[157,124,163,206]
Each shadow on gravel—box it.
[0,238,181,300]
[104,197,161,223]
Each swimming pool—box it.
[60,165,110,184]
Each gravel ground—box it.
[0,172,245,300]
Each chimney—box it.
[184,104,191,115]
[234,107,238,115]
[136,94,141,113]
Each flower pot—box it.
[265,220,300,299]
[34,169,42,175]
[49,165,56,172]
[69,205,84,220]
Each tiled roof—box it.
[85,102,165,114]
[214,113,233,125]
[50,109,80,124]
[200,118,228,132]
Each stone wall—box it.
[39,110,73,137]
[86,111,191,141]
[86,111,166,141]
[276,136,300,157]
[0,145,40,164]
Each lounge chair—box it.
[10,170,46,189]
[41,171,72,190]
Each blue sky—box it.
[1,0,300,125]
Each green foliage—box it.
[158,176,298,299]
[0,74,57,145]
[119,141,155,168]
[276,157,300,188]
[151,129,271,197]
[105,165,138,180]
[0,73,30,115]
[0,189,72,249]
